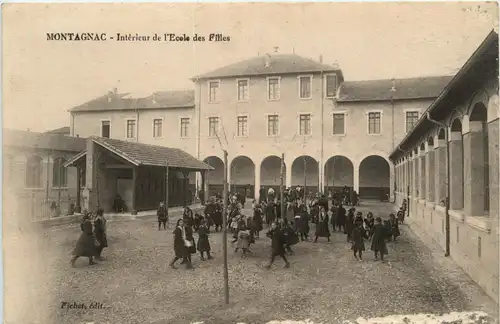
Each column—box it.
[426,144,435,202]
[463,121,486,216]
[254,162,261,202]
[412,154,418,198]
[353,163,360,193]
[449,130,464,210]
[488,115,499,219]
[165,167,169,212]
[75,166,81,213]
[84,138,97,212]
[285,159,292,189]
[434,139,446,205]
[318,160,323,194]
[201,171,206,205]
[419,150,426,200]
[131,167,137,215]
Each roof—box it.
[337,76,454,102]
[389,30,499,161]
[194,54,343,80]
[46,126,70,135]
[3,129,86,152]
[65,136,213,171]
[69,90,195,113]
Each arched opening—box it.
[204,156,224,197]
[291,156,318,197]
[469,103,489,213]
[323,155,354,194]
[260,155,286,196]
[418,142,427,200]
[52,157,68,188]
[230,156,255,199]
[438,128,446,140]
[25,155,43,188]
[359,155,390,200]
[449,118,464,210]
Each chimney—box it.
[264,53,271,67]
[391,78,397,92]
[319,55,323,63]
[76,134,80,138]
[332,61,340,69]
[152,92,157,104]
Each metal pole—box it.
[222,150,230,304]
[303,156,307,201]
[280,153,285,221]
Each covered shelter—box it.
[64,136,213,214]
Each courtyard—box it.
[4,202,498,324]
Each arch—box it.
[469,102,488,122]
[230,155,255,198]
[291,155,319,194]
[25,155,43,188]
[438,128,446,140]
[420,142,426,151]
[467,89,490,116]
[427,136,434,147]
[451,118,463,132]
[203,156,224,196]
[487,94,499,122]
[323,155,354,192]
[52,157,68,188]
[260,155,286,195]
[359,155,390,200]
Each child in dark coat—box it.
[351,221,368,260]
[265,222,290,269]
[197,220,212,261]
[371,217,389,261]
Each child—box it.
[197,219,213,261]
[389,213,400,241]
[370,217,388,261]
[351,220,368,260]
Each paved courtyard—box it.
[4,201,498,324]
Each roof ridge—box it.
[345,75,454,83]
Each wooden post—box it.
[280,153,285,222]
[182,171,190,206]
[131,167,137,215]
[303,156,307,201]
[222,150,229,304]
[201,171,206,205]
[165,166,169,212]
[75,166,81,213]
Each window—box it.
[332,113,345,135]
[126,119,136,139]
[180,118,190,138]
[237,116,248,137]
[209,81,219,103]
[368,112,381,134]
[299,76,312,99]
[25,155,42,188]
[299,114,311,135]
[208,117,219,137]
[101,120,110,138]
[153,119,163,138]
[268,77,280,100]
[52,157,68,187]
[405,111,419,133]
[325,74,337,98]
[237,79,249,101]
[267,114,279,136]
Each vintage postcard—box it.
[2,2,499,324]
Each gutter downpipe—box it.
[426,112,451,257]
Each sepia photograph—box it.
[2,2,499,324]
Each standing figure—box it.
[197,219,213,261]
[389,213,400,241]
[371,217,389,261]
[345,208,355,242]
[70,212,99,267]
[265,200,276,227]
[252,204,264,238]
[236,222,251,256]
[265,222,290,269]
[314,206,331,243]
[336,204,346,232]
[351,220,368,260]
[184,224,197,265]
[282,219,299,255]
[93,209,108,261]
[183,206,194,228]
[157,202,168,230]
[330,203,338,231]
[169,219,192,269]
[212,201,223,232]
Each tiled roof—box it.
[69,90,195,112]
[3,129,85,152]
[194,54,341,80]
[46,126,70,135]
[337,76,454,102]
[92,136,213,171]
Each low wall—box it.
[396,194,499,303]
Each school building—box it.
[391,30,499,302]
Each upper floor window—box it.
[325,74,337,98]
[180,117,190,138]
[52,157,68,188]
[267,114,279,136]
[299,76,312,99]
[299,114,312,135]
[208,117,219,137]
[153,118,163,138]
[267,77,280,100]
[237,115,248,137]
[126,119,136,139]
[25,155,43,188]
[368,112,381,135]
[332,113,345,135]
[237,79,249,101]
[101,120,110,138]
[405,111,419,133]
[209,81,219,103]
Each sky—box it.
[2,2,498,132]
